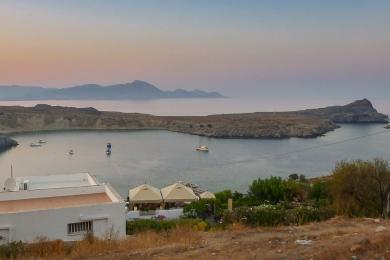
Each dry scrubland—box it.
[3,217,389,259]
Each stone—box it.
[350,245,362,253]
[375,226,386,232]
[295,239,312,245]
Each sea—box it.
[0,98,389,197]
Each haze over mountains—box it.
[0,80,223,100]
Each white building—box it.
[0,173,126,245]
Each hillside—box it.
[0,99,387,139]
[104,218,390,260]
[6,217,389,259]
[298,98,389,123]
[0,81,223,100]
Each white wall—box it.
[0,202,126,243]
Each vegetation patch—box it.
[126,218,208,235]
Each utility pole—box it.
[386,191,390,220]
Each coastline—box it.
[0,99,387,143]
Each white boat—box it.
[195,145,209,152]
[30,143,42,147]
[38,139,47,144]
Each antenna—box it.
[4,166,17,192]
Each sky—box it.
[0,0,389,97]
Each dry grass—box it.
[223,222,253,233]
[25,237,67,258]
[19,226,203,259]
[7,218,390,259]
[122,226,202,250]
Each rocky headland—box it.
[297,98,388,123]
[0,99,387,141]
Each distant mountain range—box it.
[0,81,224,100]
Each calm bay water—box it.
[0,124,389,197]
[0,98,389,197]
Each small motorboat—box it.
[69,149,74,155]
[106,143,112,156]
[38,139,47,144]
[195,145,209,152]
[30,143,42,147]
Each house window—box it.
[67,221,93,235]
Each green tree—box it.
[248,176,285,204]
[309,180,331,207]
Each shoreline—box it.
[0,99,387,142]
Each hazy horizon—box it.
[1,0,389,98]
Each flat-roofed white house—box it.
[0,173,126,245]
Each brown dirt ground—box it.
[91,217,390,260]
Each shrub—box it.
[0,241,24,258]
[248,176,308,205]
[193,221,209,231]
[126,219,205,235]
[222,205,334,227]
[26,238,66,258]
[183,199,215,219]
[249,177,285,204]
[330,159,390,217]
[285,206,335,225]
[288,173,307,182]
[309,180,331,205]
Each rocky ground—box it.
[0,99,387,140]
[95,217,390,260]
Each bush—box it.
[26,238,66,258]
[126,219,206,235]
[183,199,215,219]
[285,206,335,225]
[309,180,331,205]
[330,159,390,217]
[248,176,309,205]
[288,173,307,183]
[0,241,24,258]
[249,177,285,204]
[222,205,334,227]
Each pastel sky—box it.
[0,0,389,97]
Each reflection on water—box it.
[1,123,389,197]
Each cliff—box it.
[298,99,388,123]
[0,99,386,139]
